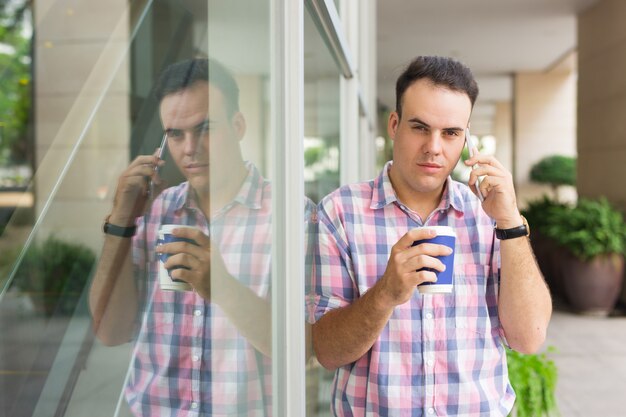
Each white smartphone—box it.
[149,132,168,199]
[465,128,485,202]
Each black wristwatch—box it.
[495,215,530,240]
[103,215,137,238]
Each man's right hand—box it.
[110,151,165,225]
[376,228,453,307]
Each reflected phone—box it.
[465,128,485,202]
[149,132,168,199]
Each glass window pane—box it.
[304,7,341,417]
[0,1,274,416]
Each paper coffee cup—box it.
[157,225,198,291]
[412,226,456,294]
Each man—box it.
[310,56,552,416]
[89,58,272,416]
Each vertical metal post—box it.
[271,0,305,415]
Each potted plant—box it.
[506,347,558,417]
[8,235,96,316]
[529,155,576,202]
[522,197,569,300]
[543,198,626,315]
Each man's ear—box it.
[231,112,247,141]
[387,111,399,141]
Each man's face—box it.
[159,81,244,197]
[387,78,472,203]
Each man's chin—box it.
[188,177,210,194]
[412,177,447,194]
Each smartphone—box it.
[465,128,485,202]
[149,132,168,199]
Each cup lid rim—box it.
[421,225,455,236]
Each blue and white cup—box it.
[412,226,456,294]
[157,225,198,291]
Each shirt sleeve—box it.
[132,215,147,273]
[308,198,358,324]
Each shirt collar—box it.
[370,160,465,214]
[173,161,266,212]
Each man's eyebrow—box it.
[195,119,210,129]
[164,119,210,133]
[443,127,465,133]
[407,117,430,127]
[407,117,464,132]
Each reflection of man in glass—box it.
[90,58,271,416]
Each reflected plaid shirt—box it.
[126,163,272,417]
[310,161,515,417]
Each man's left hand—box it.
[464,153,523,228]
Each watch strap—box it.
[495,215,529,240]
[103,215,137,238]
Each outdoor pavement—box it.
[545,304,626,417]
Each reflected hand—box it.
[156,227,225,301]
[111,149,165,224]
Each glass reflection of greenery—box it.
[304,140,339,203]
[0,0,32,166]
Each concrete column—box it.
[493,101,513,173]
[578,0,626,211]
[34,0,130,251]
[513,70,577,206]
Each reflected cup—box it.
[157,224,198,291]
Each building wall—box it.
[514,70,577,206]
[578,0,626,210]
[34,0,130,251]
[493,101,513,173]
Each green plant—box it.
[304,146,324,167]
[521,196,568,236]
[543,198,626,261]
[0,0,33,165]
[530,155,576,187]
[10,235,96,315]
[507,347,558,417]
[529,155,576,201]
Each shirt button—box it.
[425,313,433,320]
[192,355,200,362]
[427,407,435,415]
[191,402,198,409]
[426,387,433,395]
[426,359,434,367]
[194,309,202,316]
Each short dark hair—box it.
[154,58,240,116]
[395,56,478,119]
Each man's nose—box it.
[183,133,199,156]
[423,132,443,154]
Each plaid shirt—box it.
[310,161,515,417]
[126,162,272,417]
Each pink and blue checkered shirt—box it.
[126,162,272,417]
[310,161,515,417]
